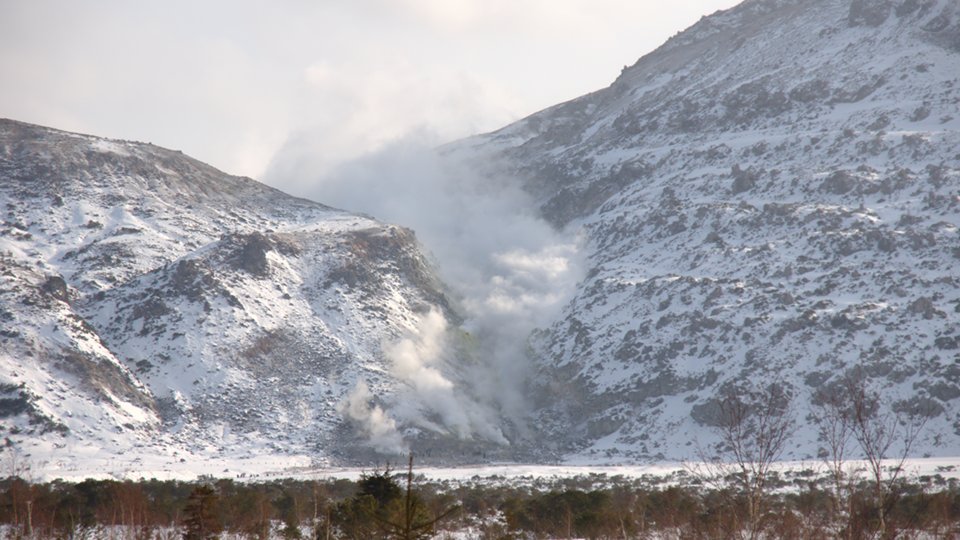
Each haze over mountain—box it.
[2,0,959,475]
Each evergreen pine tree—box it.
[183,485,220,540]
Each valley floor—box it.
[17,437,960,486]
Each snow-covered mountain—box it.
[450,0,960,460]
[0,119,513,471]
[5,0,960,474]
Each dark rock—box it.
[233,232,273,277]
[925,382,960,401]
[849,0,892,27]
[893,395,943,418]
[731,165,760,194]
[908,296,943,319]
[934,336,959,350]
[690,398,725,427]
[821,170,857,194]
[789,78,831,103]
[41,275,69,303]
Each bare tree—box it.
[695,383,795,540]
[843,376,928,538]
[3,441,35,537]
[811,388,856,539]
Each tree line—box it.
[1,371,956,538]
[1,464,958,538]
[688,372,943,539]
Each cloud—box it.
[265,56,521,192]
[0,0,740,180]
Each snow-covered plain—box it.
[21,444,960,488]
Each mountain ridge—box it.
[0,117,515,474]
[449,0,960,460]
[4,0,960,474]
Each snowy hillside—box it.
[4,0,960,475]
[0,119,510,472]
[450,0,960,460]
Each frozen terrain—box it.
[447,0,960,461]
[0,119,510,473]
[3,0,960,477]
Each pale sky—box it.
[0,0,741,183]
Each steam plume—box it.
[269,134,583,448]
[385,307,508,443]
[341,381,407,454]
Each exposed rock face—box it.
[450,0,960,459]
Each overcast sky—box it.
[1,0,740,185]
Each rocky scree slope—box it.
[451,0,960,460]
[0,119,499,468]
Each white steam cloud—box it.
[271,135,584,448]
[385,307,508,444]
[340,381,407,454]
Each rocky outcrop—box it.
[451,0,960,460]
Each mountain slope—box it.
[450,0,960,460]
[0,119,506,472]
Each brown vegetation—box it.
[0,465,958,539]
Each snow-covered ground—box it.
[20,441,960,486]
[1,118,506,471]
[448,0,960,461]
[4,0,960,470]
[301,458,960,487]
